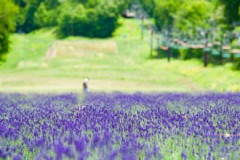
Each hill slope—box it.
[0,19,240,93]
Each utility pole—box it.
[150,29,154,57]
[141,15,144,40]
[167,28,172,62]
[220,34,224,64]
[157,35,160,58]
[204,31,209,67]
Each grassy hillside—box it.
[0,18,240,93]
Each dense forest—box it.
[140,0,240,31]
[13,0,131,37]
[0,0,240,60]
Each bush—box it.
[57,2,121,38]
[178,48,189,60]
[14,0,130,37]
[0,0,18,62]
[0,33,9,62]
[170,47,203,60]
[158,47,204,60]
[154,0,182,30]
[232,57,240,70]
[170,47,180,58]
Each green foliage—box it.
[218,0,240,25]
[57,1,125,38]
[178,48,189,60]
[232,58,240,70]
[174,0,214,32]
[148,0,239,32]
[57,3,87,37]
[14,0,59,32]
[152,0,215,31]
[34,2,49,27]
[154,0,183,30]
[13,0,130,37]
[15,0,42,32]
[0,0,19,61]
[161,47,203,60]
[139,0,155,16]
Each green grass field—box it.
[0,18,240,93]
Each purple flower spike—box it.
[13,155,22,160]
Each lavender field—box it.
[0,93,239,160]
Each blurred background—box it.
[1,0,240,93]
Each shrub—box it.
[57,2,121,38]
[232,57,240,70]
[0,0,18,62]
[177,47,203,60]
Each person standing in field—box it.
[83,78,89,93]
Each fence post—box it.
[204,31,209,67]
[150,29,154,57]
[167,29,172,62]
[141,15,144,40]
[157,36,160,58]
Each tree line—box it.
[14,0,131,37]
[139,0,240,32]
[0,0,131,61]
[0,0,240,61]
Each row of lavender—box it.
[0,93,239,159]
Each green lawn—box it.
[0,18,240,93]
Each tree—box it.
[0,0,19,61]
[57,3,87,37]
[14,0,59,32]
[57,0,126,38]
[139,0,155,16]
[34,2,49,27]
[174,0,214,32]
[154,0,183,30]
[16,0,42,32]
[218,0,240,25]
[13,0,131,37]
